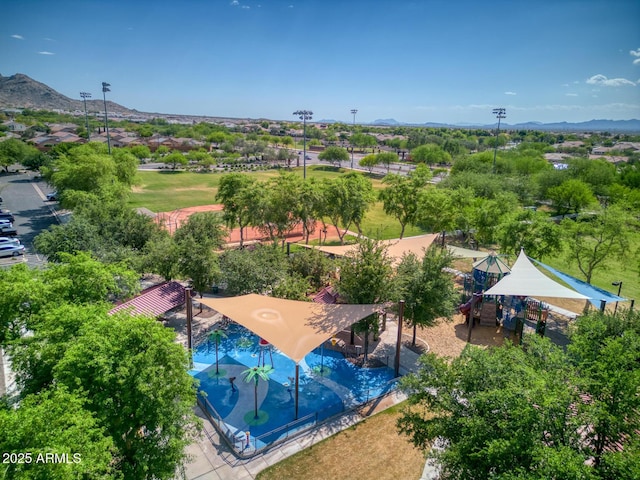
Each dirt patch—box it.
[414,314,506,359]
[154,203,347,244]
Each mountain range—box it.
[2,73,639,132]
[0,73,136,115]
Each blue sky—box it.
[2,0,639,124]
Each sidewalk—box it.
[176,314,423,479]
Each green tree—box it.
[164,151,187,170]
[561,205,634,283]
[0,386,117,479]
[324,173,375,243]
[141,234,180,280]
[318,146,349,168]
[173,211,227,250]
[242,365,274,419]
[296,178,323,244]
[287,247,334,290]
[396,248,458,345]
[0,138,37,172]
[216,173,258,248]
[567,311,640,471]
[359,154,379,173]
[377,151,398,173]
[336,238,394,360]
[34,217,104,263]
[410,144,452,166]
[128,145,152,160]
[497,209,563,260]
[258,172,303,244]
[416,187,461,245]
[176,236,220,297]
[398,336,589,479]
[219,244,287,295]
[53,313,200,480]
[548,179,596,215]
[379,168,431,238]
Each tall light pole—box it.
[491,107,506,174]
[350,108,358,169]
[80,92,91,142]
[612,281,623,315]
[293,110,312,179]
[102,82,112,154]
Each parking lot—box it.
[0,170,59,268]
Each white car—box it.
[0,219,12,228]
[0,244,25,257]
[0,237,20,247]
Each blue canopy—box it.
[530,258,626,307]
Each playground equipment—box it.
[461,253,511,326]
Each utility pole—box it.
[350,108,358,169]
[80,92,91,141]
[102,82,112,154]
[293,110,313,179]
[492,107,506,173]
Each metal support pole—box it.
[80,92,91,141]
[466,293,478,343]
[185,287,193,367]
[492,108,506,174]
[102,82,112,154]
[394,300,405,377]
[350,108,357,169]
[294,363,300,420]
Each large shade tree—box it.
[336,238,394,360]
[398,310,640,480]
[396,247,458,346]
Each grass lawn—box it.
[255,402,426,480]
[129,166,385,213]
[129,167,639,297]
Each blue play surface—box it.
[190,323,396,448]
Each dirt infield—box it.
[154,203,345,244]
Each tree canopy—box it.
[398,310,640,480]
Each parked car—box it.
[0,237,20,247]
[0,219,12,228]
[0,226,17,237]
[46,191,58,201]
[0,244,25,258]
[0,212,15,223]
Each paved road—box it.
[0,170,58,268]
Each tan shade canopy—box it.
[303,233,438,265]
[198,294,380,363]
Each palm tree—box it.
[242,365,274,419]
[209,329,228,375]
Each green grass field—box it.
[129,167,638,300]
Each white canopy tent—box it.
[483,250,589,300]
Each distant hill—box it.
[1,73,639,132]
[0,73,135,115]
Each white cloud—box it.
[43,37,54,41]
[565,93,578,97]
[37,51,55,55]
[561,83,570,87]
[289,4,294,7]
[631,48,640,64]
[11,34,23,40]
[242,5,250,8]
[230,0,239,4]
[586,74,636,87]
[504,91,517,96]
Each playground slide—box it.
[459,293,483,315]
